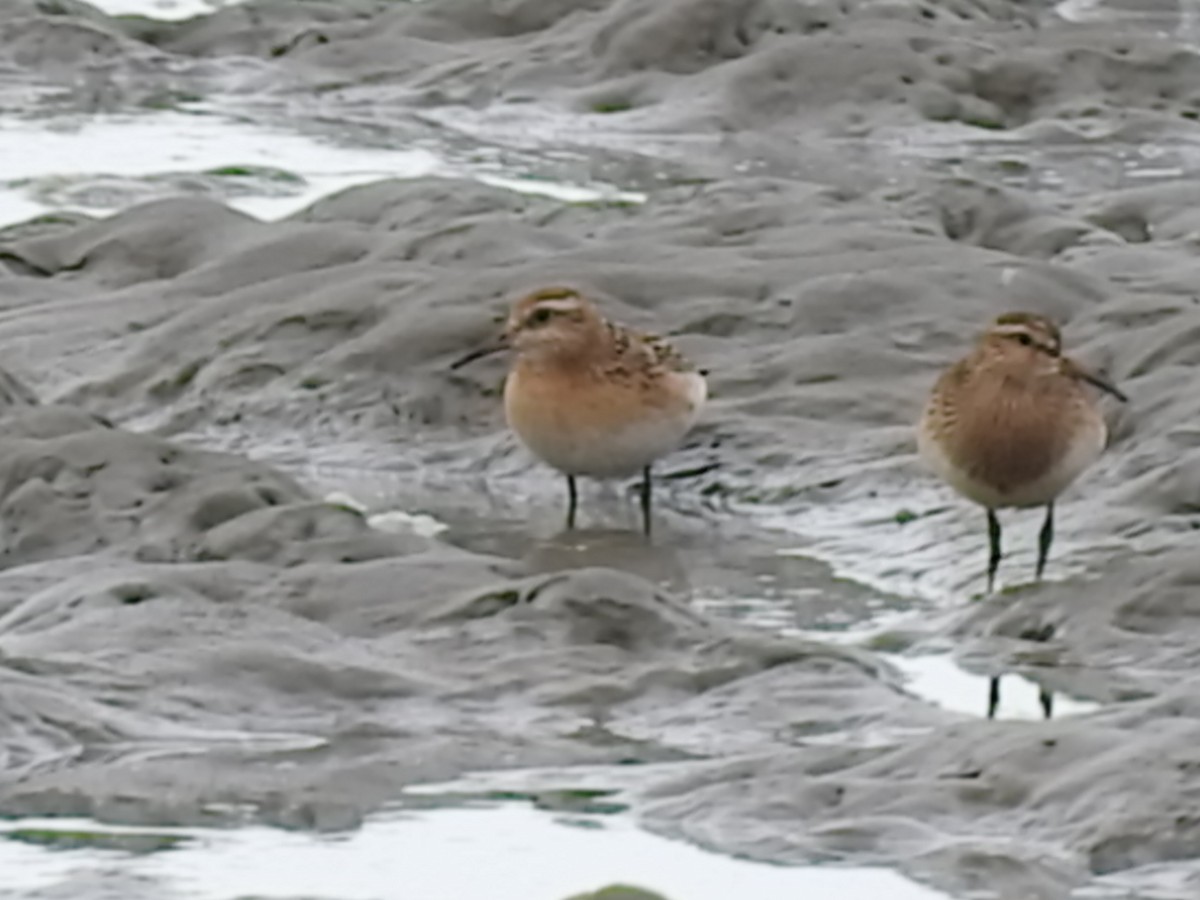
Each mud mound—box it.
[10,0,1200,135]
[0,402,310,566]
[0,557,914,826]
[98,0,1193,134]
[641,691,1200,896]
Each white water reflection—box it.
[1053,0,1200,42]
[786,613,1100,721]
[892,654,1100,720]
[88,0,245,18]
[0,805,954,900]
[0,111,644,228]
[0,112,435,226]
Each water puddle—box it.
[89,0,246,19]
[0,110,644,229]
[891,654,1100,720]
[784,609,1101,722]
[691,544,1100,723]
[1054,0,1200,44]
[740,482,1122,722]
[0,801,954,900]
[0,112,427,226]
[319,481,1101,724]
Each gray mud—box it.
[2,0,1200,897]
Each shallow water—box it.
[325,479,1101,724]
[891,654,1100,719]
[0,802,952,900]
[89,0,245,19]
[0,110,643,229]
[0,111,436,226]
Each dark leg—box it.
[986,509,1002,594]
[1039,687,1053,719]
[565,476,578,530]
[1036,502,1054,583]
[639,466,652,537]
[985,511,1004,717]
[1035,504,1056,720]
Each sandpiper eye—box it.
[1017,333,1033,347]
[530,308,553,326]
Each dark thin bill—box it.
[450,343,506,370]
[1079,369,1128,403]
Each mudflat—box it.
[1,0,1200,897]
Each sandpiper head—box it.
[504,287,603,358]
[978,311,1127,402]
[449,287,603,370]
[982,312,1062,357]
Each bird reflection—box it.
[988,675,1054,720]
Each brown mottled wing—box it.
[604,320,701,377]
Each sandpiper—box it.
[917,311,1127,717]
[453,287,708,535]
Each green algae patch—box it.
[531,788,628,816]
[202,165,306,185]
[565,886,671,900]
[3,826,189,854]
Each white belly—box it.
[521,415,694,477]
[509,371,706,479]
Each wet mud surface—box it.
[2,0,1200,897]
